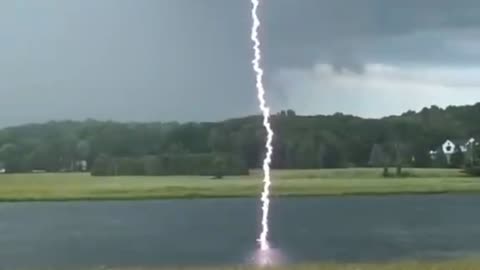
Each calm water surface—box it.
[0,195,480,269]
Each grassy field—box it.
[76,259,480,270]
[0,168,478,201]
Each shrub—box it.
[91,154,115,176]
[464,166,480,177]
[91,153,249,176]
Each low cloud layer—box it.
[274,63,480,118]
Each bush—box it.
[91,153,249,176]
[464,166,480,177]
[450,151,465,168]
[116,157,145,175]
[91,154,115,176]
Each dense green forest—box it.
[0,103,480,175]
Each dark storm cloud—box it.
[262,0,480,116]
[1,0,480,126]
[0,0,256,126]
[261,0,480,69]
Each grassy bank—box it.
[0,168,478,201]
[73,259,480,270]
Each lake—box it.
[1,195,480,269]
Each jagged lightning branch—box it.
[250,0,274,251]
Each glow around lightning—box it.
[250,0,274,251]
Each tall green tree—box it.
[368,143,390,176]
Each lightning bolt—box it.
[250,0,274,251]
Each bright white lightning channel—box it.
[250,0,274,252]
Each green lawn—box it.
[74,259,480,270]
[0,168,478,201]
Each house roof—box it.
[444,138,475,146]
[450,139,470,146]
[431,138,476,155]
[433,139,467,153]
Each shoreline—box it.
[0,189,479,203]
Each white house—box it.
[429,138,476,164]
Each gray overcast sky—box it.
[2,0,480,126]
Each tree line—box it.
[0,103,480,176]
[91,153,248,177]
